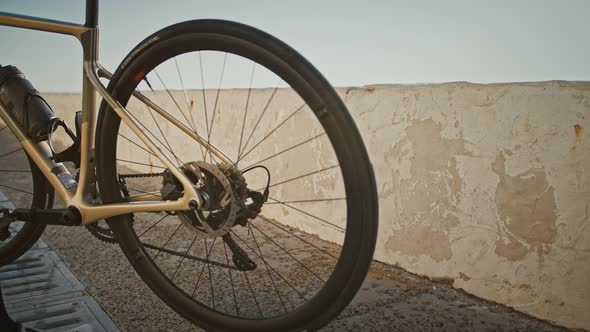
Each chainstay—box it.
[88,171,236,270]
[86,171,162,243]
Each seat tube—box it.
[74,26,99,204]
[85,0,99,28]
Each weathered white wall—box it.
[346,82,589,331]
[43,81,590,330]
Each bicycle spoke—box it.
[249,222,325,283]
[137,214,169,238]
[207,53,228,163]
[174,58,206,161]
[206,239,216,310]
[242,265,263,318]
[264,165,339,190]
[247,223,287,313]
[130,91,224,164]
[116,158,167,170]
[118,133,156,157]
[196,52,223,164]
[264,197,345,205]
[237,103,306,164]
[0,147,23,160]
[174,57,198,131]
[267,196,344,232]
[222,241,240,317]
[236,63,255,162]
[153,69,196,133]
[239,82,281,160]
[152,222,183,261]
[231,230,308,303]
[124,105,185,164]
[191,238,217,298]
[191,98,208,161]
[144,104,183,166]
[259,215,338,260]
[125,187,162,197]
[242,132,326,169]
[0,184,32,196]
[198,52,210,139]
[0,126,6,132]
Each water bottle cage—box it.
[47,116,82,168]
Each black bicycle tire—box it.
[0,154,51,266]
[96,19,378,332]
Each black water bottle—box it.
[0,65,57,141]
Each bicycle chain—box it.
[117,172,165,179]
[84,172,162,244]
[84,170,251,271]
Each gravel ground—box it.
[41,224,569,332]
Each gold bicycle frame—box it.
[0,11,233,224]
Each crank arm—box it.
[9,207,82,226]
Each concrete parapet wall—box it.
[41,81,590,329]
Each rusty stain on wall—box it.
[492,151,557,261]
[574,124,583,140]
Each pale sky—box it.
[0,0,588,92]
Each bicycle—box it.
[0,1,378,331]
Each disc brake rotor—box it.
[177,161,240,238]
[87,162,250,241]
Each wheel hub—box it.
[164,161,242,238]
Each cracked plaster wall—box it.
[43,81,590,329]
[345,81,589,330]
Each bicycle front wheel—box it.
[0,128,52,265]
[96,20,378,331]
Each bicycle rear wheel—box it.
[96,20,377,331]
